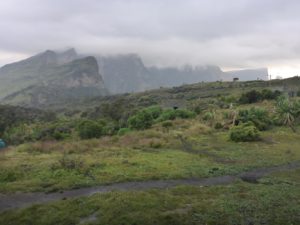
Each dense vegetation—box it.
[3,89,299,144]
[0,77,300,224]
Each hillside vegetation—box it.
[0,77,300,224]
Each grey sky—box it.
[1,0,300,76]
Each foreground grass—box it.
[1,169,299,225]
[0,123,299,193]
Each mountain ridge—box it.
[0,48,269,107]
[0,50,107,107]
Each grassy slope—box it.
[0,77,300,224]
[0,123,299,193]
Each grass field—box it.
[1,122,299,194]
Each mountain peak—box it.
[57,48,78,64]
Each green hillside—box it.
[0,77,299,225]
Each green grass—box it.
[0,168,299,225]
[0,124,299,193]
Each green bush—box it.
[157,109,196,122]
[128,110,154,130]
[145,106,163,119]
[229,122,260,142]
[102,121,119,136]
[117,128,131,136]
[275,96,300,132]
[261,89,281,100]
[239,90,262,104]
[127,106,195,130]
[238,107,272,131]
[239,89,282,104]
[156,109,177,121]
[127,106,162,130]
[174,109,196,119]
[77,120,103,139]
[3,120,75,144]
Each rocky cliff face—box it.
[97,54,151,93]
[95,53,268,94]
[147,65,225,88]
[96,54,229,94]
[0,50,107,107]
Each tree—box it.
[77,120,103,139]
[127,108,156,130]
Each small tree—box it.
[128,110,154,130]
[77,120,103,139]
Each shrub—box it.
[239,90,262,104]
[51,153,90,174]
[149,141,162,148]
[229,122,260,142]
[128,110,154,130]
[102,121,119,136]
[127,107,195,130]
[275,96,300,132]
[145,106,163,119]
[156,109,195,122]
[202,112,215,121]
[261,89,281,100]
[162,121,173,128]
[238,107,272,131]
[239,89,282,104]
[157,109,177,121]
[117,128,131,136]
[175,109,196,119]
[127,106,162,130]
[214,122,223,129]
[77,120,103,139]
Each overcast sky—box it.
[1,0,300,77]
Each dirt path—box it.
[0,161,299,212]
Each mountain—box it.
[0,48,269,107]
[147,65,225,87]
[0,49,79,99]
[0,49,107,107]
[97,54,151,93]
[96,54,226,94]
[96,54,268,94]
